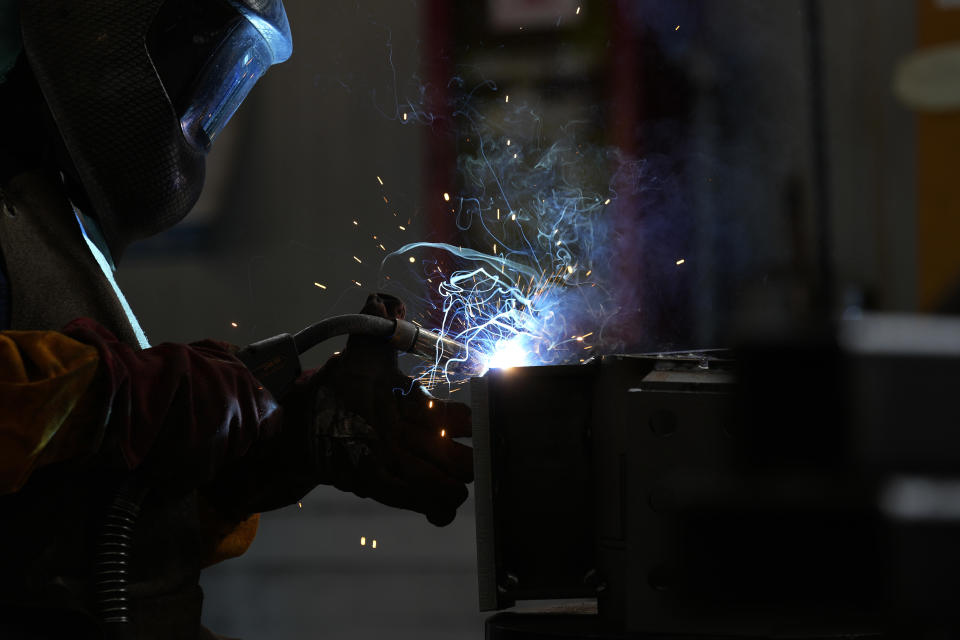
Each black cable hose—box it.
[292,314,397,354]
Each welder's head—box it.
[17,0,292,257]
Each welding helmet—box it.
[19,0,292,257]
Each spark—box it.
[372,540,377,549]
[441,429,446,437]
[380,244,386,251]
[576,6,581,14]
[398,225,406,231]
[409,256,416,263]
[314,282,326,289]
[675,25,680,31]
[353,256,362,264]
[403,112,408,121]
[428,400,434,409]
[352,280,362,287]
[443,192,450,202]
[360,536,366,546]
[383,196,389,204]
[676,259,685,265]
[352,220,358,226]
[396,123,626,389]
[377,176,384,186]
[505,94,510,103]
[297,501,302,510]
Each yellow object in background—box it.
[916,0,960,310]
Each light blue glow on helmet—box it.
[180,0,292,149]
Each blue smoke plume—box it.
[382,82,663,388]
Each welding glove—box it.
[304,293,474,526]
[212,294,473,525]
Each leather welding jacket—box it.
[0,169,285,640]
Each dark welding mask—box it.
[19,0,292,258]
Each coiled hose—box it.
[96,478,148,636]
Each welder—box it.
[0,1,472,639]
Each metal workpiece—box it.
[471,350,892,636]
[591,353,746,634]
[471,352,738,617]
[472,361,600,611]
[472,375,499,612]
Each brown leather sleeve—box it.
[60,317,286,494]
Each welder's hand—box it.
[307,293,473,526]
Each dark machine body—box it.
[472,314,960,639]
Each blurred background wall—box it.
[112,1,955,638]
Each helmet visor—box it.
[179,0,292,149]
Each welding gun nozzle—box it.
[290,315,486,380]
[391,319,485,377]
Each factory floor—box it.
[200,485,486,640]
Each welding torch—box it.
[236,315,482,397]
